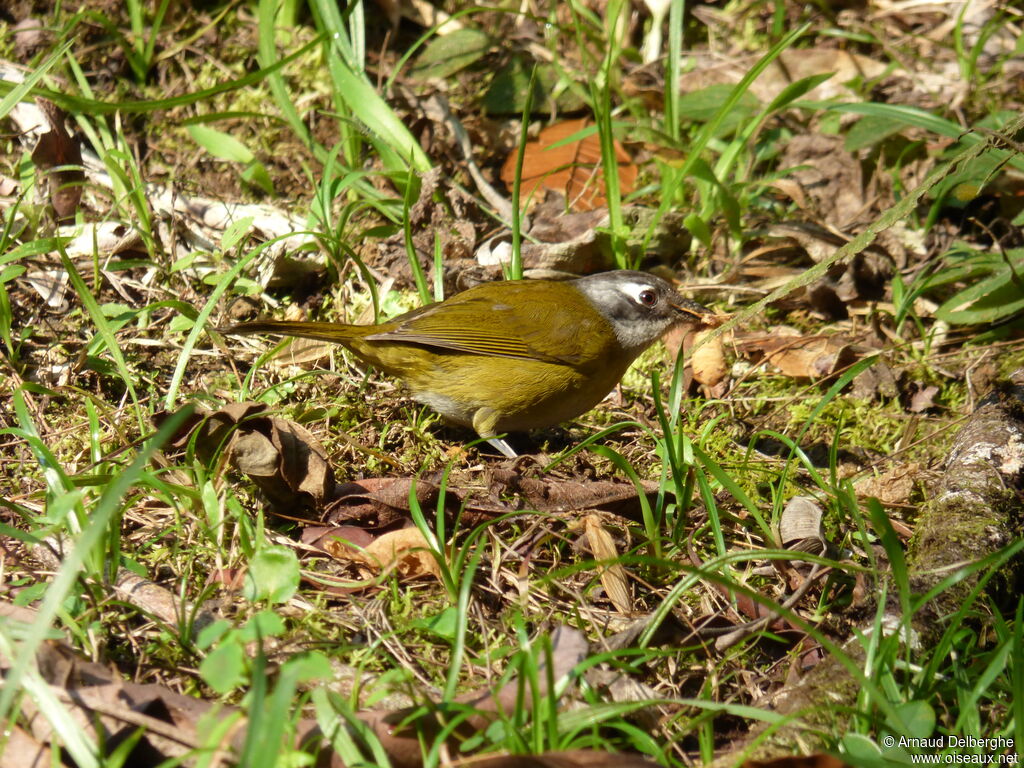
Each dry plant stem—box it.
[422,94,517,223]
[52,685,203,750]
[709,374,1024,765]
[684,530,830,646]
[29,541,216,636]
[714,565,829,652]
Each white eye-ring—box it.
[638,288,658,306]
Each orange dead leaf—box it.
[501,118,636,212]
[691,327,728,388]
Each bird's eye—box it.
[638,289,658,306]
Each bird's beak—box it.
[671,296,715,323]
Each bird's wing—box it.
[364,282,611,366]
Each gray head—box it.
[573,270,711,353]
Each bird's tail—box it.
[220,320,365,345]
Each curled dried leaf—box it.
[155,402,335,509]
[31,99,83,222]
[735,332,858,380]
[778,496,828,555]
[351,527,442,580]
[583,515,632,614]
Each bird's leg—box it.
[473,407,518,458]
[486,437,518,459]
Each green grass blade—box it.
[0,36,324,116]
[0,406,195,726]
[58,246,144,433]
[0,39,75,117]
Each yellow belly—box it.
[344,333,634,436]
[405,353,630,433]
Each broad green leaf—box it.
[411,28,491,80]
[195,618,232,651]
[410,607,459,639]
[328,52,432,172]
[845,113,912,151]
[891,700,936,739]
[0,38,75,118]
[0,265,26,283]
[684,212,712,249]
[936,272,1024,324]
[243,546,300,604]
[281,651,332,684]
[239,609,286,641]
[483,57,584,114]
[200,642,247,693]
[187,124,254,163]
[222,216,255,250]
[674,83,761,135]
[241,161,274,195]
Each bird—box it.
[222,270,712,457]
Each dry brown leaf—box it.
[302,524,375,555]
[230,428,280,477]
[30,99,83,222]
[908,383,940,413]
[691,327,729,389]
[778,135,867,229]
[156,402,336,509]
[326,477,442,528]
[770,337,855,379]
[229,415,334,508]
[769,178,809,210]
[479,206,691,275]
[4,616,592,768]
[660,318,715,397]
[738,256,805,292]
[680,48,887,104]
[353,527,441,580]
[13,18,53,60]
[21,268,68,310]
[479,207,615,273]
[501,119,636,212]
[113,571,188,626]
[778,496,828,555]
[851,360,900,400]
[55,221,145,259]
[854,463,921,506]
[20,641,221,763]
[0,175,19,196]
[327,471,666,529]
[583,515,632,614]
[582,667,660,728]
[264,336,336,368]
[478,470,661,521]
[0,725,53,768]
[735,332,858,380]
[357,626,588,768]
